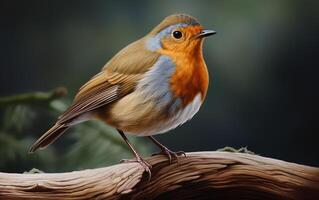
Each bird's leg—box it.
[117,129,152,178]
[148,136,186,164]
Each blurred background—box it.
[0,0,318,173]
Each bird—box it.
[29,14,215,176]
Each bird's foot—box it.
[121,157,152,180]
[153,148,186,164]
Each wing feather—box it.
[30,36,160,152]
[57,38,160,125]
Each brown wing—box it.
[29,37,160,152]
[58,71,141,124]
[58,37,160,124]
[29,72,141,153]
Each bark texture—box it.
[0,152,318,200]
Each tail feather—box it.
[29,124,69,153]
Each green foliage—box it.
[0,104,57,172]
[0,89,151,172]
[23,168,44,174]
[217,146,255,155]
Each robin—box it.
[29,14,215,175]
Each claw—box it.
[176,151,186,157]
[153,148,186,164]
[121,158,152,180]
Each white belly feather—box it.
[137,94,202,136]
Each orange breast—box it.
[158,41,209,106]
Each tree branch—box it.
[0,87,67,108]
[0,152,318,200]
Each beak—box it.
[196,30,216,39]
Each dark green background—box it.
[0,0,318,173]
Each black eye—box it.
[172,31,182,39]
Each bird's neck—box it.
[158,43,209,106]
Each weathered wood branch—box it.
[0,152,318,200]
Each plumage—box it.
[30,38,160,152]
[104,55,178,135]
[29,13,214,172]
[29,124,68,153]
[103,38,160,73]
[95,21,210,135]
[158,25,209,105]
[149,14,200,36]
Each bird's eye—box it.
[172,31,183,39]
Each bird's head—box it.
[146,14,215,54]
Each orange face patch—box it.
[159,25,203,53]
[157,25,209,106]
